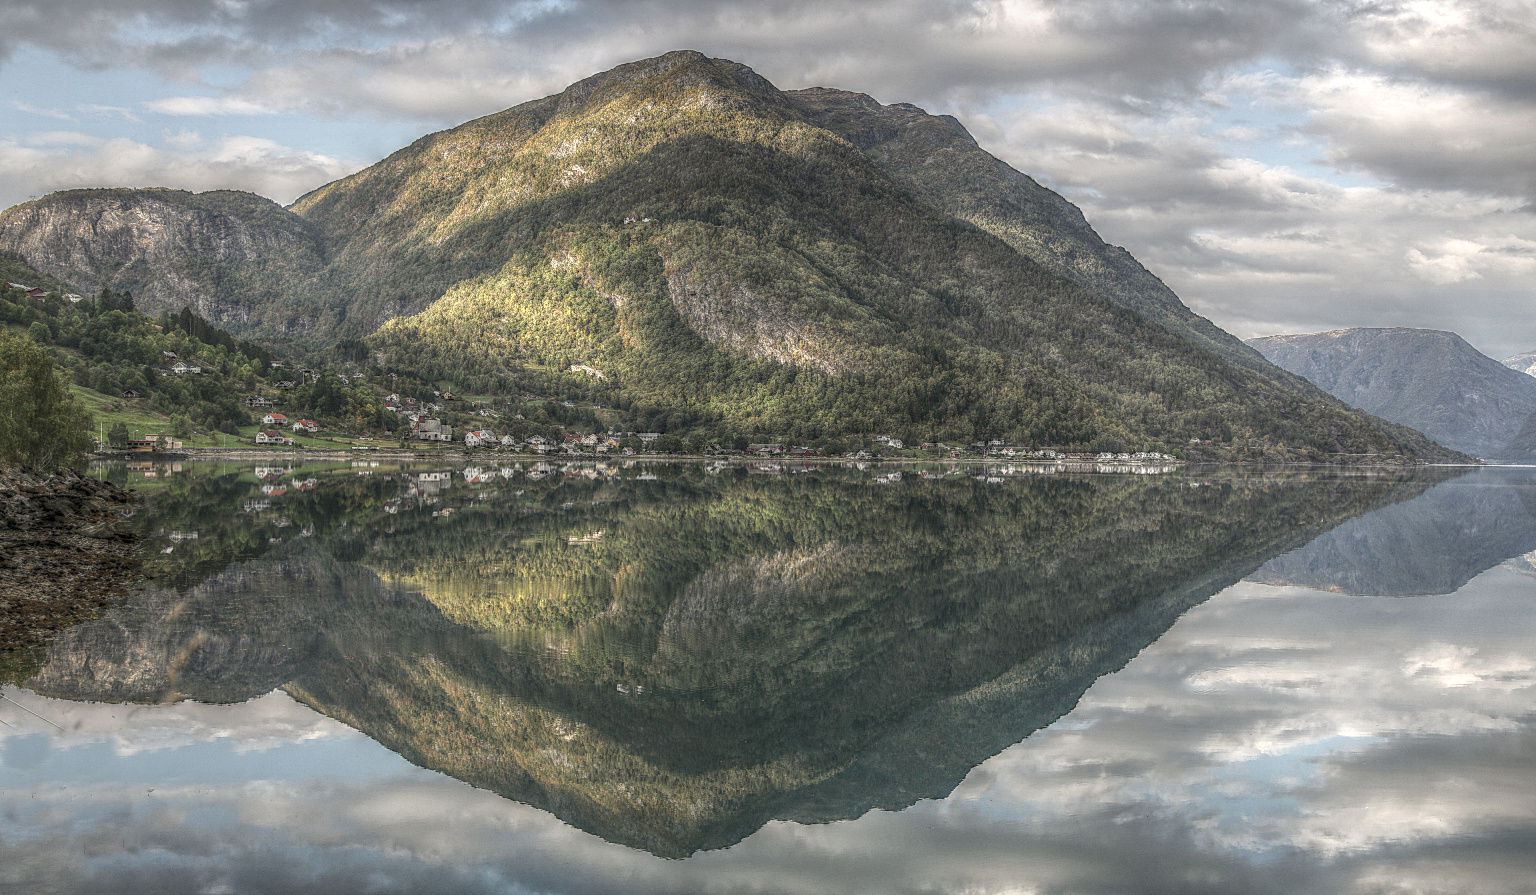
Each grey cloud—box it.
[1,0,1315,109]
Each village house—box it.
[242,395,274,407]
[413,418,453,442]
[254,430,291,446]
[290,420,319,434]
[747,443,784,456]
[261,413,289,426]
[122,389,140,399]
[463,430,495,448]
[170,360,202,375]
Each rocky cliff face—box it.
[0,188,325,338]
[1248,328,1536,460]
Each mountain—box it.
[782,87,1282,379]
[0,52,1464,457]
[1248,327,1536,461]
[0,188,325,346]
[1504,350,1536,378]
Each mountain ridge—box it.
[1248,327,1536,460]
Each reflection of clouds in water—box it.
[3,571,1535,894]
[0,688,353,755]
[955,573,1536,881]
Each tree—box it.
[108,422,130,450]
[27,321,50,344]
[0,330,94,469]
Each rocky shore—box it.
[1,466,142,668]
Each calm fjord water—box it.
[3,462,1534,894]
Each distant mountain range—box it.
[1248,328,1536,461]
[0,51,1461,457]
[1504,350,1536,378]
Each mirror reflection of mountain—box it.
[27,462,1436,857]
[1249,467,1535,596]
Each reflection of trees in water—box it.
[33,465,1432,857]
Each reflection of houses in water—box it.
[412,471,453,497]
[567,529,605,546]
[261,484,287,497]
[254,467,289,482]
[166,531,199,542]
[241,499,271,513]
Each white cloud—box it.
[144,94,276,116]
[0,130,362,208]
[12,101,74,121]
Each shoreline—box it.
[91,447,1487,469]
[0,467,143,679]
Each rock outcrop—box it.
[0,188,325,338]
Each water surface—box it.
[2,461,1533,893]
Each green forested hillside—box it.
[2,259,285,435]
[0,52,1467,458]
[343,52,1453,456]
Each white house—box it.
[170,361,202,375]
[254,430,291,446]
[290,420,319,434]
[463,430,494,447]
[414,419,453,442]
[262,413,289,426]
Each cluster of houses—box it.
[4,282,82,302]
[252,412,320,445]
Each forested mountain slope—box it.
[319,52,1452,453]
[0,51,1464,456]
[783,86,1282,380]
[1248,328,1536,460]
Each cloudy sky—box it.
[2,0,1533,356]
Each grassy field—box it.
[69,385,225,448]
